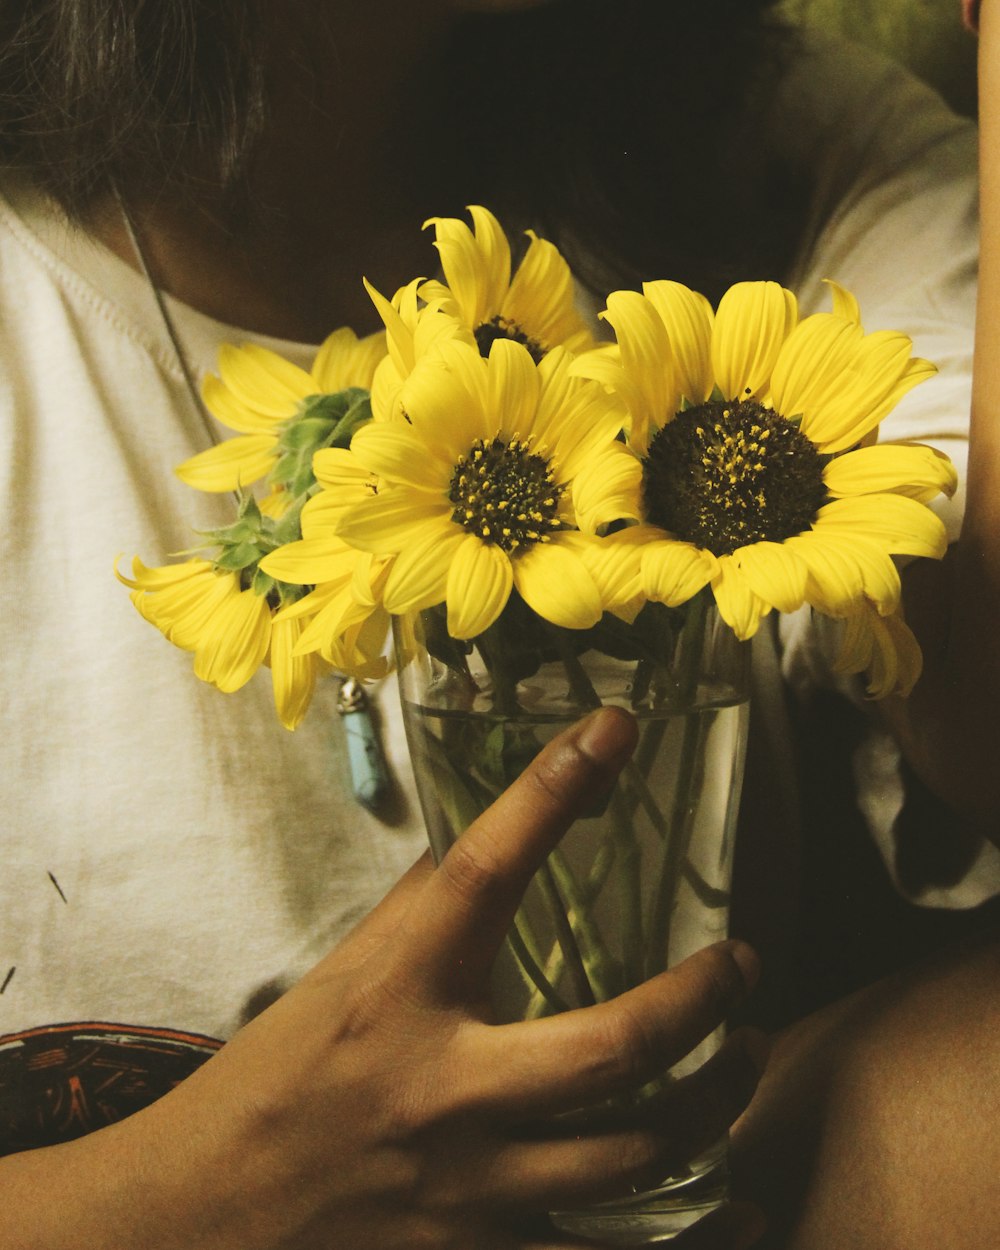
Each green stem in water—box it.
[416,721,568,1014]
[506,920,571,1015]
[536,860,597,1008]
[551,630,648,990]
[645,591,714,978]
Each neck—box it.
[87,3,458,343]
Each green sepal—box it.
[269,387,373,499]
[214,540,266,572]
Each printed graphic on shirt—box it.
[0,1022,222,1155]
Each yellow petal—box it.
[311,326,386,392]
[269,615,319,730]
[504,231,592,353]
[641,540,717,607]
[117,556,215,590]
[563,528,646,616]
[174,434,277,492]
[710,557,771,640]
[425,207,509,328]
[769,313,865,425]
[259,538,358,587]
[833,603,923,699]
[194,589,271,692]
[797,331,936,453]
[486,339,541,441]
[545,364,627,477]
[823,279,861,325]
[642,279,715,405]
[336,497,452,555]
[348,420,452,489]
[445,536,514,638]
[712,281,797,402]
[731,541,809,615]
[812,495,948,560]
[201,373,277,434]
[312,447,375,494]
[365,278,418,376]
[571,445,643,534]
[789,532,901,615]
[403,344,490,454]
[512,540,603,629]
[822,443,958,502]
[217,343,312,417]
[600,289,676,452]
[382,523,465,613]
[290,582,360,654]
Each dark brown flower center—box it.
[449,436,562,552]
[642,399,828,555]
[474,316,545,364]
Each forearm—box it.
[0,1084,254,1250]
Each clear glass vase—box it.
[394,591,750,1244]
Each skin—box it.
[0,709,767,1249]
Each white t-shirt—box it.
[0,175,428,1053]
[0,32,989,1145]
[771,35,997,907]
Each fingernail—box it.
[576,706,638,767]
[722,940,760,995]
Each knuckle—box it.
[440,834,508,908]
[587,1005,658,1091]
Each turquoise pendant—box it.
[337,678,390,812]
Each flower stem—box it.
[645,591,714,978]
[550,629,648,989]
[535,860,597,1008]
[506,920,571,1015]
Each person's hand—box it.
[40,707,766,1250]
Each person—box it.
[0,1,996,1247]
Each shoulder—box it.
[768,33,977,318]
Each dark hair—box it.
[0,0,269,214]
[0,0,803,297]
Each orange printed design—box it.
[0,1022,222,1154]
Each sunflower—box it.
[574,279,956,643]
[325,338,639,640]
[116,554,324,730]
[419,206,594,365]
[174,327,386,502]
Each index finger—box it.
[390,706,638,1002]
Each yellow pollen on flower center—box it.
[448,435,562,552]
[643,399,828,554]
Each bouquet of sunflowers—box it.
[118,205,954,732]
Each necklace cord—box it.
[114,187,227,460]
